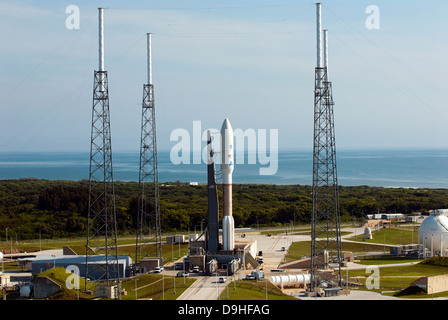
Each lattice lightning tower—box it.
[85,8,121,295]
[135,33,162,266]
[310,3,343,291]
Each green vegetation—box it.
[283,241,312,261]
[219,280,298,300]
[348,262,448,279]
[346,259,448,298]
[121,274,196,300]
[421,256,448,267]
[0,179,447,244]
[68,240,190,263]
[34,267,95,300]
[284,241,389,262]
[355,257,421,265]
[348,227,419,246]
[116,242,190,264]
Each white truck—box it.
[245,270,264,280]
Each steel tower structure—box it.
[310,3,342,291]
[135,33,162,266]
[85,8,121,294]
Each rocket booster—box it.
[221,118,234,251]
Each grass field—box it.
[219,280,298,300]
[121,273,196,300]
[355,257,421,265]
[345,259,448,298]
[284,240,389,262]
[14,267,97,300]
[347,227,418,246]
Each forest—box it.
[1,178,448,240]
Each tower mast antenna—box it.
[135,33,162,270]
[310,3,342,294]
[85,7,121,298]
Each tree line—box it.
[0,179,447,240]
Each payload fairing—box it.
[221,118,235,251]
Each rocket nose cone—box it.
[221,118,232,132]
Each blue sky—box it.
[1,0,448,152]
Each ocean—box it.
[0,148,447,188]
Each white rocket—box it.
[221,118,234,251]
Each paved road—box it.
[245,233,294,271]
[177,274,228,300]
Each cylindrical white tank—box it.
[418,209,448,254]
[269,274,311,288]
[363,227,372,239]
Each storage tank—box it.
[363,227,372,240]
[418,209,448,255]
[269,274,311,288]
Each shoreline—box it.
[1,177,447,190]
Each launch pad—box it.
[185,230,259,276]
[180,119,260,276]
